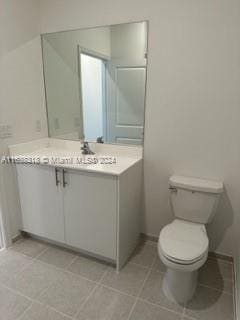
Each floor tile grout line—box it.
[136,254,157,298]
[25,256,98,285]
[136,266,234,296]
[136,297,185,317]
[32,245,115,285]
[34,247,89,303]
[199,283,233,295]
[32,245,52,261]
[9,237,25,247]
[74,255,157,320]
[207,256,234,265]
[35,245,79,270]
[98,265,112,283]
[127,261,153,270]
[200,275,234,282]
[73,283,99,320]
[125,255,159,320]
[34,266,103,319]
[32,246,50,261]
[0,282,75,320]
[0,249,34,278]
[153,267,234,284]
[135,253,185,318]
[124,252,157,320]
[99,283,138,299]
[126,298,138,320]
[65,255,79,270]
[125,253,156,320]
[35,282,55,305]
[10,240,49,261]
[9,246,51,280]
[0,282,35,303]
[73,267,109,319]
[98,264,113,285]
[36,301,75,320]
[99,281,187,316]
[16,300,34,320]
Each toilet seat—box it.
[159,219,209,265]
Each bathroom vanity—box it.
[9,139,143,270]
[8,20,147,270]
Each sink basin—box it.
[9,138,142,176]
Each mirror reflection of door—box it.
[79,52,106,142]
[107,64,145,145]
[79,52,146,145]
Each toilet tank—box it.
[169,176,223,224]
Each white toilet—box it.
[158,175,223,304]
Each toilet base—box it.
[162,268,198,304]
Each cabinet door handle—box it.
[63,169,67,188]
[55,168,60,186]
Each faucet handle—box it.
[81,141,88,149]
[96,136,104,144]
[81,141,95,155]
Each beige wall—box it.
[39,0,240,257]
[0,0,48,238]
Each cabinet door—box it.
[16,164,64,243]
[64,170,117,260]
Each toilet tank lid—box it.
[169,175,223,194]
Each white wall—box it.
[42,38,82,138]
[39,0,240,257]
[0,0,48,238]
[110,21,147,66]
[44,27,111,68]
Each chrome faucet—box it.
[96,136,104,144]
[81,141,95,155]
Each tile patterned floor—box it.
[0,238,235,320]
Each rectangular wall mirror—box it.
[41,21,148,145]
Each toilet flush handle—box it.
[169,186,178,192]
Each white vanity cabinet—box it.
[16,159,142,269]
[63,170,117,260]
[17,164,65,243]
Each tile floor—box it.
[0,238,235,320]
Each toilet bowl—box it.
[158,175,223,304]
[158,219,208,304]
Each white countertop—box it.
[8,138,143,176]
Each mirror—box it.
[42,21,148,145]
